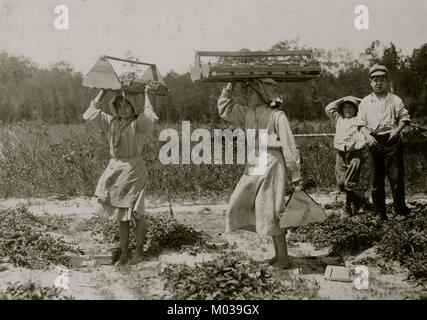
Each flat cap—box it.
[369,64,388,77]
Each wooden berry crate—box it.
[83,55,168,95]
[190,50,321,83]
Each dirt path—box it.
[0,193,425,300]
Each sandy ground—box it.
[0,193,426,300]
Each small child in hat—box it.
[325,96,366,217]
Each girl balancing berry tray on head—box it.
[83,55,169,95]
[190,50,321,83]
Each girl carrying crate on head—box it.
[218,79,303,269]
[83,86,158,265]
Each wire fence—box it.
[293,124,426,138]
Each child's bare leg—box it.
[119,221,130,254]
[135,216,147,256]
[115,221,130,265]
[273,232,292,269]
[267,236,279,264]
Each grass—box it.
[0,120,425,199]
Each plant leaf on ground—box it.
[377,201,427,283]
[290,207,382,254]
[162,252,319,300]
[289,201,427,284]
[87,214,208,254]
[0,206,83,269]
[0,281,74,300]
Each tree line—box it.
[0,39,425,124]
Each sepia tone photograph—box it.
[0,0,426,305]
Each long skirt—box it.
[226,149,286,236]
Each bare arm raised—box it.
[83,89,113,134]
[218,82,247,128]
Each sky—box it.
[0,0,426,75]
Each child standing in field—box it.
[356,64,411,222]
[325,96,366,217]
[218,79,303,269]
[83,86,158,265]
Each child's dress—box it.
[83,95,155,222]
[218,87,302,236]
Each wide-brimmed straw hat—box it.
[338,96,360,115]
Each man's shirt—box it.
[356,92,410,135]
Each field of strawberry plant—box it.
[289,201,427,284]
[0,281,74,300]
[162,253,320,300]
[0,122,425,300]
[0,197,425,300]
[85,214,208,254]
[0,206,83,269]
[1,122,425,199]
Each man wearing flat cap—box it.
[325,95,365,217]
[356,64,411,222]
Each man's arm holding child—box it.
[356,99,378,147]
